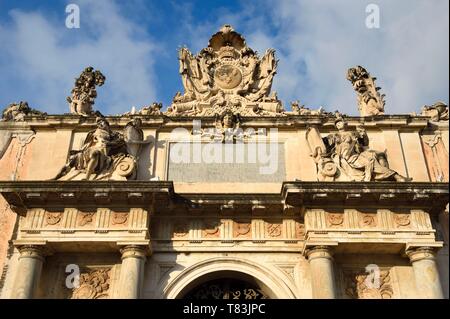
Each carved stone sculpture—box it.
[1,101,46,121]
[344,269,393,299]
[420,101,449,121]
[124,118,152,178]
[125,102,163,116]
[166,25,284,117]
[52,117,136,180]
[67,66,105,115]
[306,115,412,182]
[347,66,385,116]
[70,268,111,299]
[287,101,324,115]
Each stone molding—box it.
[406,246,438,263]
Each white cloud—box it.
[0,0,157,114]
[1,0,447,116]
[178,0,449,115]
[245,0,449,114]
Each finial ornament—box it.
[347,66,385,116]
[67,66,106,116]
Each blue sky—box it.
[0,0,448,115]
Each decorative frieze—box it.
[77,211,95,227]
[44,212,62,226]
[266,221,282,238]
[359,213,377,228]
[233,220,251,239]
[172,220,189,238]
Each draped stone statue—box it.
[306,116,412,182]
[53,117,136,180]
[124,118,152,175]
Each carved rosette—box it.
[202,220,220,238]
[70,268,111,299]
[233,220,251,238]
[394,214,411,228]
[266,222,282,238]
[296,222,306,238]
[327,213,344,228]
[111,212,128,225]
[359,213,377,228]
[173,221,189,238]
[344,269,393,299]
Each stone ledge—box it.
[0,181,174,214]
[282,181,449,211]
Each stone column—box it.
[11,245,45,299]
[117,245,147,299]
[406,247,444,299]
[307,245,336,299]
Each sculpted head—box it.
[334,117,346,130]
[96,117,110,130]
[132,117,142,129]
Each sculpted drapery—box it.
[53,117,135,181]
[307,116,412,182]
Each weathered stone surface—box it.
[0,25,448,300]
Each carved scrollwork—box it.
[344,269,393,299]
[111,212,128,225]
[70,268,111,299]
[173,221,189,238]
[78,212,94,226]
[360,214,377,227]
[327,213,344,227]
[166,25,284,117]
[234,221,251,238]
[202,220,220,238]
[266,223,282,237]
[1,101,46,122]
[394,214,410,227]
[45,212,62,226]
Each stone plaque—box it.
[167,142,285,183]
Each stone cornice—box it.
[1,180,447,215]
[282,181,449,212]
[0,113,444,130]
[0,181,174,214]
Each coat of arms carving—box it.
[167,25,283,117]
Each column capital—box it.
[306,245,334,261]
[406,246,438,263]
[16,245,46,261]
[120,245,148,260]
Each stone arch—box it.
[163,257,298,299]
